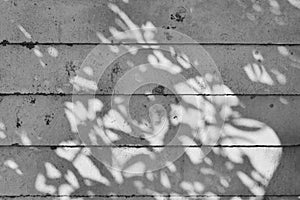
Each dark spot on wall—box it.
[0,40,9,46]
[250,96,256,99]
[50,146,57,150]
[110,62,122,82]
[25,96,36,104]
[65,61,79,76]
[269,104,274,108]
[21,41,36,50]
[162,25,177,30]
[170,6,187,22]
[30,98,36,104]
[152,85,165,95]
[44,113,54,125]
[16,117,22,128]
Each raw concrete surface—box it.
[0,45,299,94]
[0,95,299,145]
[0,0,299,199]
[0,0,300,43]
[0,147,298,196]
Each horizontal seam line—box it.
[2,144,300,148]
[0,93,300,96]
[1,42,300,46]
[1,194,299,197]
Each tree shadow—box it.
[3,1,300,200]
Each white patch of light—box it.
[70,76,98,91]
[243,63,274,85]
[288,0,300,9]
[179,136,204,164]
[103,109,132,134]
[18,130,32,145]
[58,184,74,198]
[73,153,110,186]
[160,171,171,189]
[278,46,290,56]
[83,66,94,76]
[269,0,281,15]
[166,161,176,172]
[35,173,56,194]
[17,24,32,39]
[0,122,6,139]
[4,159,23,175]
[47,47,58,57]
[237,171,265,195]
[55,141,80,161]
[123,162,146,177]
[148,51,182,74]
[45,162,61,179]
[65,170,79,189]
[270,69,286,85]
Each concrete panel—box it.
[0,146,298,197]
[0,45,299,94]
[0,0,299,198]
[0,197,297,200]
[0,0,299,43]
[0,95,298,145]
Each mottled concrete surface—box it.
[0,0,300,43]
[0,45,299,94]
[0,147,298,196]
[0,95,299,145]
[0,0,299,199]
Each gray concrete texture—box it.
[0,95,299,145]
[0,0,300,43]
[0,45,300,94]
[0,147,299,197]
[0,0,299,199]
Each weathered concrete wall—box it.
[0,0,299,199]
[0,45,300,94]
[1,0,300,43]
[0,147,299,196]
[0,95,299,145]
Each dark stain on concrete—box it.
[152,85,165,95]
[0,40,36,50]
[162,25,177,30]
[44,113,54,125]
[16,117,22,128]
[21,42,35,50]
[25,96,36,104]
[170,6,187,22]
[110,62,122,83]
[65,61,79,76]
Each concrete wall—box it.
[0,0,299,199]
